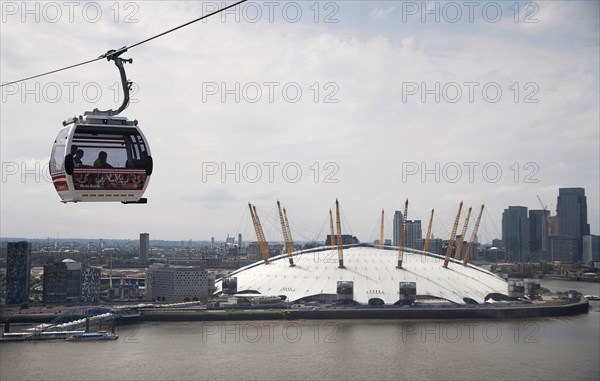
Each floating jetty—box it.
[1,330,85,342]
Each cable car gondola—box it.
[49,49,152,204]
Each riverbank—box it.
[138,299,591,321]
[1,300,589,327]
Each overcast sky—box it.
[1,1,598,243]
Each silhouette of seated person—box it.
[68,145,78,168]
[126,151,149,169]
[73,149,85,168]
[93,151,114,169]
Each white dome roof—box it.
[215,245,508,305]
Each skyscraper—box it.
[417,238,443,255]
[6,241,31,304]
[140,233,150,263]
[393,211,404,247]
[529,209,549,259]
[405,220,422,250]
[502,206,530,262]
[583,235,593,264]
[556,187,589,260]
[548,236,579,263]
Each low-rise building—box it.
[43,259,100,304]
[145,264,209,302]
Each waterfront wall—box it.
[1,300,589,325]
[106,300,592,322]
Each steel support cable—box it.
[1,0,248,87]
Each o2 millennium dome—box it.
[215,245,508,305]
[215,200,509,306]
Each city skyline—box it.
[1,2,598,242]
[0,186,596,246]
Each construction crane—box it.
[379,209,385,249]
[443,201,463,268]
[335,198,345,268]
[453,207,472,260]
[329,209,336,250]
[422,209,434,255]
[276,200,294,266]
[536,195,551,254]
[248,203,269,264]
[463,204,484,266]
[397,199,408,269]
[536,195,547,211]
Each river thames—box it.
[1,280,599,381]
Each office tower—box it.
[325,235,360,246]
[548,236,579,263]
[393,210,404,247]
[405,220,422,250]
[417,238,443,255]
[583,235,593,264]
[529,209,549,258]
[43,259,100,303]
[6,241,32,304]
[140,233,150,263]
[556,187,589,260]
[80,266,101,303]
[502,206,530,262]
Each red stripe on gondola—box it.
[51,173,69,191]
[52,173,66,181]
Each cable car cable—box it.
[0,57,105,87]
[0,0,248,87]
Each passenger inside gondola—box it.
[73,149,85,168]
[69,145,79,167]
[93,151,114,169]
[125,150,148,169]
[135,150,149,169]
